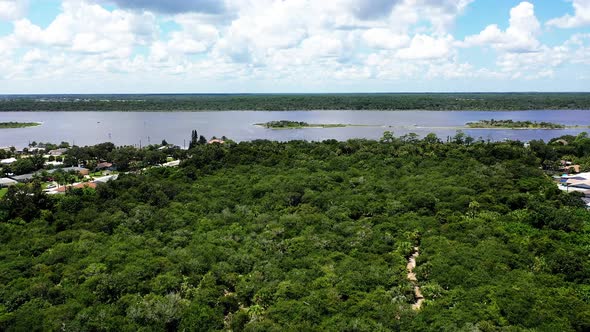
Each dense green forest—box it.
[1,93,590,111]
[1,132,590,331]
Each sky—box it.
[0,0,589,93]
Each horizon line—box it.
[1,91,590,96]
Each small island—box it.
[0,122,41,129]
[466,119,566,129]
[256,120,347,129]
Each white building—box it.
[0,177,18,187]
[1,158,17,165]
[559,172,590,197]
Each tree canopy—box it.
[0,133,589,331]
[1,93,590,111]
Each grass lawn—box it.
[0,188,8,198]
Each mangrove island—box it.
[466,119,566,129]
[256,120,347,129]
[0,122,41,129]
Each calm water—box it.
[0,110,588,148]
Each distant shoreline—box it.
[2,109,590,113]
[1,93,590,111]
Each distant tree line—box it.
[1,93,590,111]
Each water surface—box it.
[0,110,588,148]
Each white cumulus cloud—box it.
[547,0,590,28]
[462,1,540,53]
[363,28,410,49]
[2,0,590,91]
[12,0,157,57]
[396,34,454,60]
[0,0,27,21]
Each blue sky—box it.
[0,0,589,93]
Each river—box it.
[0,110,588,148]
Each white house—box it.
[559,172,590,195]
[1,158,17,165]
[47,148,68,157]
[0,177,17,187]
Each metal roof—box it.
[0,177,17,185]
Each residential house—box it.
[45,161,64,167]
[559,172,590,195]
[47,148,68,157]
[93,174,119,184]
[10,173,35,183]
[158,144,180,150]
[96,162,113,171]
[0,177,18,187]
[554,139,569,146]
[1,158,17,165]
[55,182,97,193]
[48,166,89,176]
[162,160,180,167]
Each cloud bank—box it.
[0,0,588,92]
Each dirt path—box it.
[406,246,424,310]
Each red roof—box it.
[56,182,97,192]
[96,162,113,168]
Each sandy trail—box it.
[407,247,424,310]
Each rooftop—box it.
[55,182,97,193]
[0,177,18,185]
[10,173,35,181]
[47,166,88,174]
